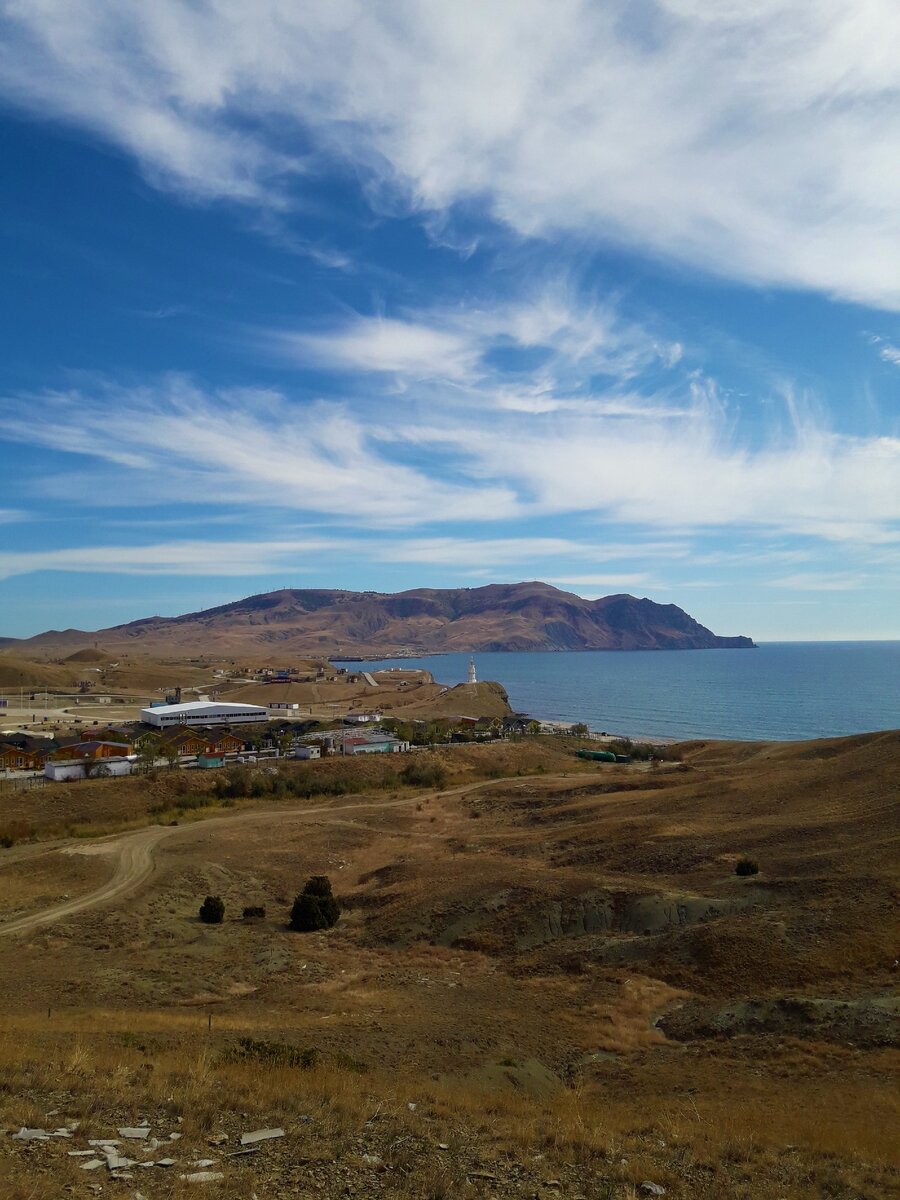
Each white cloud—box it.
[0,376,518,526]
[265,282,684,407]
[545,574,655,589]
[2,2,900,307]
[768,572,867,591]
[880,344,900,367]
[274,317,479,379]
[0,538,337,581]
[2,370,897,547]
[0,532,675,582]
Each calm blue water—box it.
[336,644,900,742]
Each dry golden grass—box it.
[0,731,898,1198]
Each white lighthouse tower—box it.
[468,656,477,685]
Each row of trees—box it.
[198,875,341,931]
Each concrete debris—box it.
[240,1127,284,1145]
[438,1143,450,1150]
[361,1154,383,1166]
[118,1127,151,1139]
[155,1158,177,1167]
[111,1171,134,1180]
[133,1193,148,1200]
[641,1185,667,1196]
[68,1150,98,1157]
[148,1137,160,1151]
[89,1138,120,1146]
[169,1132,182,1141]
[407,1102,417,1111]
[192,1158,218,1168]
[79,1159,106,1171]
[51,1128,74,1137]
[208,1133,228,1146]
[105,1154,136,1170]
[180,1171,225,1182]
[224,1148,257,1158]
[13,1127,50,1140]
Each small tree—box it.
[289,875,340,932]
[199,895,225,923]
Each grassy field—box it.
[0,731,897,1198]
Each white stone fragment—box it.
[106,1154,136,1170]
[119,1127,151,1139]
[89,1138,120,1146]
[13,1127,50,1140]
[168,1131,182,1141]
[193,1159,217,1168]
[69,1150,98,1157]
[79,1159,106,1170]
[180,1171,225,1182]
[155,1158,177,1167]
[240,1127,284,1145]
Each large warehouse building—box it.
[140,701,269,729]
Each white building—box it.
[293,745,321,760]
[140,701,269,729]
[45,757,135,781]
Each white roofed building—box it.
[140,701,269,729]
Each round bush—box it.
[735,857,760,877]
[289,875,341,931]
[199,894,225,923]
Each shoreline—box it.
[535,717,680,745]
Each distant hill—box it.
[12,582,755,656]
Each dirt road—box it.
[0,778,535,937]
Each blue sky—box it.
[0,1,898,641]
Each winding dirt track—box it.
[0,777,544,938]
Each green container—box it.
[575,749,617,762]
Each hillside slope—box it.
[13,581,755,656]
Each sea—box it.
[335,643,900,742]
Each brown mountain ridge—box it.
[9,582,755,656]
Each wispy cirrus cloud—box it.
[1,370,898,546]
[0,538,336,581]
[0,532,677,582]
[266,283,684,409]
[2,2,900,307]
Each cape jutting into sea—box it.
[336,642,900,742]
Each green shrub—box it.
[289,875,341,932]
[400,758,447,789]
[735,857,760,877]
[199,894,225,923]
[226,1037,317,1069]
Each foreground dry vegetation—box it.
[0,732,898,1199]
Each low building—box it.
[45,757,134,781]
[205,731,244,755]
[50,740,131,761]
[197,754,225,769]
[1,744,43,771]
[293,745,321,760]
[158,727,209,757]
[342,735,410,755]
[140,701,268,729]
